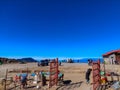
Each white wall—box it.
[108,54,116,64]
[104,57,110,64]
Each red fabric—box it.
[101,77,107,81]
[15,75,21,81]
[105,73,111,76]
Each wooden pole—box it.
[27,67,28,74]
[111,74,113,82]
[56,58,58,86]
[104,59,106,76]
[93,59,101,90]
[4,69,8,90]
[117,74,119,81]
[49,61,51,88]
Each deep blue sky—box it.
[0,0,120,58]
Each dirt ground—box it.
[0,63,119,90]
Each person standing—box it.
[88,59,93,66]
[85,68,92,84]
[20,73,28,89]
[88,59,90,65]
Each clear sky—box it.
[0,0,120,58]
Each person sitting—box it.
[58,70,64,81]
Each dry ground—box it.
[0,63,119,90]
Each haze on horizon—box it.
[0,0,120,58]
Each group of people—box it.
[14,73,28,88]
[14,70,64,89]
[14,71,45,89]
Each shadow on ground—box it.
[56,80,83,90]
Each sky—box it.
[0,0,120,59]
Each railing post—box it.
[93,59,101,90]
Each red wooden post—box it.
[49,58,59,88]
[92,59,101,90]
[56,58,58,85]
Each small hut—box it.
[102,50,120,64]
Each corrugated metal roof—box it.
[102,49,120,57]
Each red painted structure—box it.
[102,49,120,64]
[49,58,59,88]
[92,59,101,90]
[102,50,120,57]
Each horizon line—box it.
[0,56,103,60]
